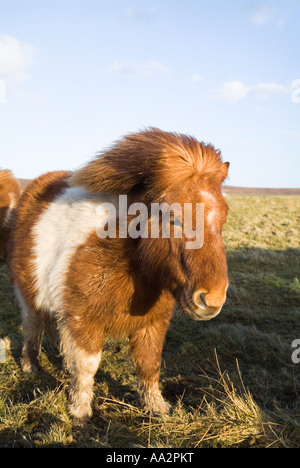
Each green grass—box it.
[0,195,300,448]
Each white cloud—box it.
[249,4,286,28]
[253,82,288,98]
[213,80,289,102]
[220,81,251,102]
[250,5,274,24]
[280,129,300,137]
[190,74,203,83]
[122,6,156,24]
[0,34,37,82]
[0,78,6,103]
[107,59,170,80]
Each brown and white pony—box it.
[10,128,230,421]
[0,170,20,263]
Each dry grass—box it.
[0,195,300,447]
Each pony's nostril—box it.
[200,293,208,307]
[193,291,208,309]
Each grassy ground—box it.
[0,195,299,448]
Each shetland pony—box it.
[0,170,20,263]
[10,128,230,421]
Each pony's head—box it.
[0,169,20,260]
[70,128,230,321]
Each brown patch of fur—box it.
[0,170,20,262]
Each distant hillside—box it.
[18,179,300,196]
[223,186,300,196]
[18,179,32,190]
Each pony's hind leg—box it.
[44,315,59,350]
[19,298,44,373]
[14,285,44,373]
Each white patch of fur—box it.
[140,381,171,415]
[59,322,102,420]
[206,208,217,226]
[201,191,218,231]
[69,349,102,420]
[200,190,216,203]
[32,187,117,313]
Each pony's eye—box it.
[170,216,182,227]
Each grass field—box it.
[0,195,300,448]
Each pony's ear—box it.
[218,162,230,182]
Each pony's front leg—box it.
[129,323,171,415]
[59,324,102,423]
[68,348,102,422]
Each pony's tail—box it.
[0,170,20,263]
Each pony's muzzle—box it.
[180,287,227,321]
[185,304,222,321]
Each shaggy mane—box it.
[0,169,17,189]
[70,128,227,195]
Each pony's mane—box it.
[70,128,228,195]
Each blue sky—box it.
[0,0,299,187]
